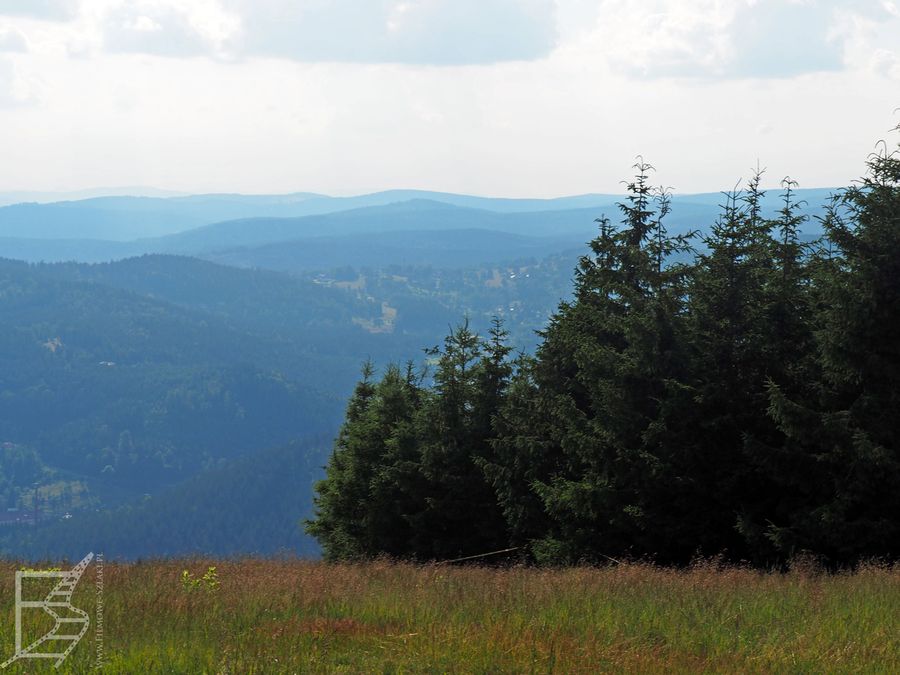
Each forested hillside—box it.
[6,438,329,559]
[308,139,900,567]
[0,258,345,498]
[0,257,370,557]
[0,249,581,557]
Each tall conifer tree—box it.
[766,136,900,562]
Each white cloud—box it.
[0,59,15,104]
[594,0,730,78]
[0,27,28,52]
[593,0,900,80]
[727,0,844,77]
[100,0,240,58]
[0,0,78,21]
[97,0,558,65]
[870,49,900,78]
[0,57,41,106]
[835,0,900,79]
[0,0,897,196]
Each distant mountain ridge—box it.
[0,186,838,244]
[0,187,187,206]
[0,189,835,270]
[0,190,621,241]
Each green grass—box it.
[0,558,897,673]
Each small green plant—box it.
[181,566,220,592]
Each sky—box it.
[0,0,898,197]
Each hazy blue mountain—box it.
[0,201,611,263]
[0,193,327,240]
[127,191,837,252]
[151,200,513,251]
[0,188,834,264]
[152,201,602,253]
[0,187,186,207]
[0,200,209,240]
[0,237,138,262]
[0,190,619,242]
[161,194,831,272]
[286,189,622,214]
[667,187,837,208]
[204,227,585,272]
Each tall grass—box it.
[0,558,897,673]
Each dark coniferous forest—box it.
[307,135,900,567]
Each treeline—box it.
[307,138,900,567]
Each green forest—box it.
[0,238,584,557]
[307,137,900,568]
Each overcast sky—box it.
[0,0,898,196]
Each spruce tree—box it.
[310,133,900,567]
[680,171,817,562]
[491,162,696,563]
[305,362,426,560]
[308,322,515,561]
[416,320,512,559]
[765,136,900,562]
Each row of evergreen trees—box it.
[306,136,900,567]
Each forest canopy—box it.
[307,132,900,567]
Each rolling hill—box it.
[0,189,834,269]
[0,257,361,503]
[0,190,620,242]
[0,249,585,558]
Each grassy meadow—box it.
[0,558,897,673]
